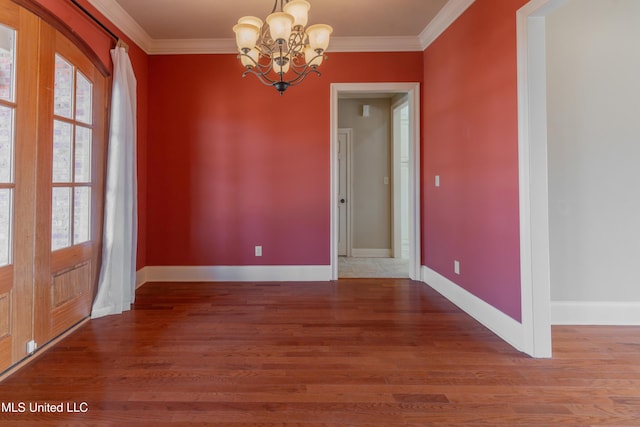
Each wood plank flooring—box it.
[1,279,640,426]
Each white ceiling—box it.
[86,0,475,54]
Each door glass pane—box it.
[75,72,92,124]
[0,105,14,183]
[73,187,90,244]
[54,55,73,118]
[53,120,72,182]
[0,25,16,103]
[51,187,71,250]
[0,189,12,266]
[74,125,91,183]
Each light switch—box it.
[435,175,440,187]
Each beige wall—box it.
[338,98,392,252]
[547,0,640,301]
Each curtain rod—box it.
[70,0,119,42]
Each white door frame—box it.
[330,83,421,280]
[517,0,568,358]
[337,128,353,257]
[391,97,410,259]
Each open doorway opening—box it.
[330,83,420,281]
[518,0,640,358]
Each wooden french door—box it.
[0,0,107,373]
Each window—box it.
[0,24,15,266]
[51,54,92,251]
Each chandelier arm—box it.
[287,68,321,87]
[242,67,279,86]
[285,62,309,78]
[289,52,325,75]
[238,51,277,78]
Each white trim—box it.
[419,0,475,50]
[139,265,331,283]
[552,302,640,325]
[391,96,409,259]
[87,0,154,52]
[331,83,421,281]
[329,36,422,53]
[89,0,471,55]
[144,36,425,55]
[516,0,568,358]
[351,249,392,258]
[136,267,148,288]
[147,38,237,55]
[337,128,354,258]
[422,266,525,352]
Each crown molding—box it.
[87,0,154,52]
[87,0,473,55]
[329,36,423,53]
[144,36,423,55]
[146,38,237,55]
[419,0,475,50]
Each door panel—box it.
[0,0,108,371]
[0,1,40,371]
[34,28,107,345]
[337,129,350,257]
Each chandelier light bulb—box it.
[273,52,290,74]
[283,0,311,27]
[266,12,294,42]
[240,48,260,69]
[306,24,333,52]
[233,23,260,51]
[237,16,263,30]
[304,46,322,67]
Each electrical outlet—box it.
[454,260,460,275]
[26,340,37,354]
[255,246,262,257]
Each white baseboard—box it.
[350,249,392,258]
[551,301,640,325]
[136,268,148,288]
[136,265,332,285]
[421,266,525,352]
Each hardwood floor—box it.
[1,279,639,426]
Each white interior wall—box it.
[547,0,640,302]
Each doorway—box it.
[0,1,108,373]
[518,0,640,358]
[330,83,420,281]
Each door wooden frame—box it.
[0,0,109,372]
[330,83,421,280]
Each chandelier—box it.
[233,0,333,95]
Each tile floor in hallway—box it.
[338,256,410,278]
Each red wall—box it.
[30,0,149,269]
[422,0,528,322]
[35,0,529,324]
[146,52,422,266]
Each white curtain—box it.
[91,46,137,319]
